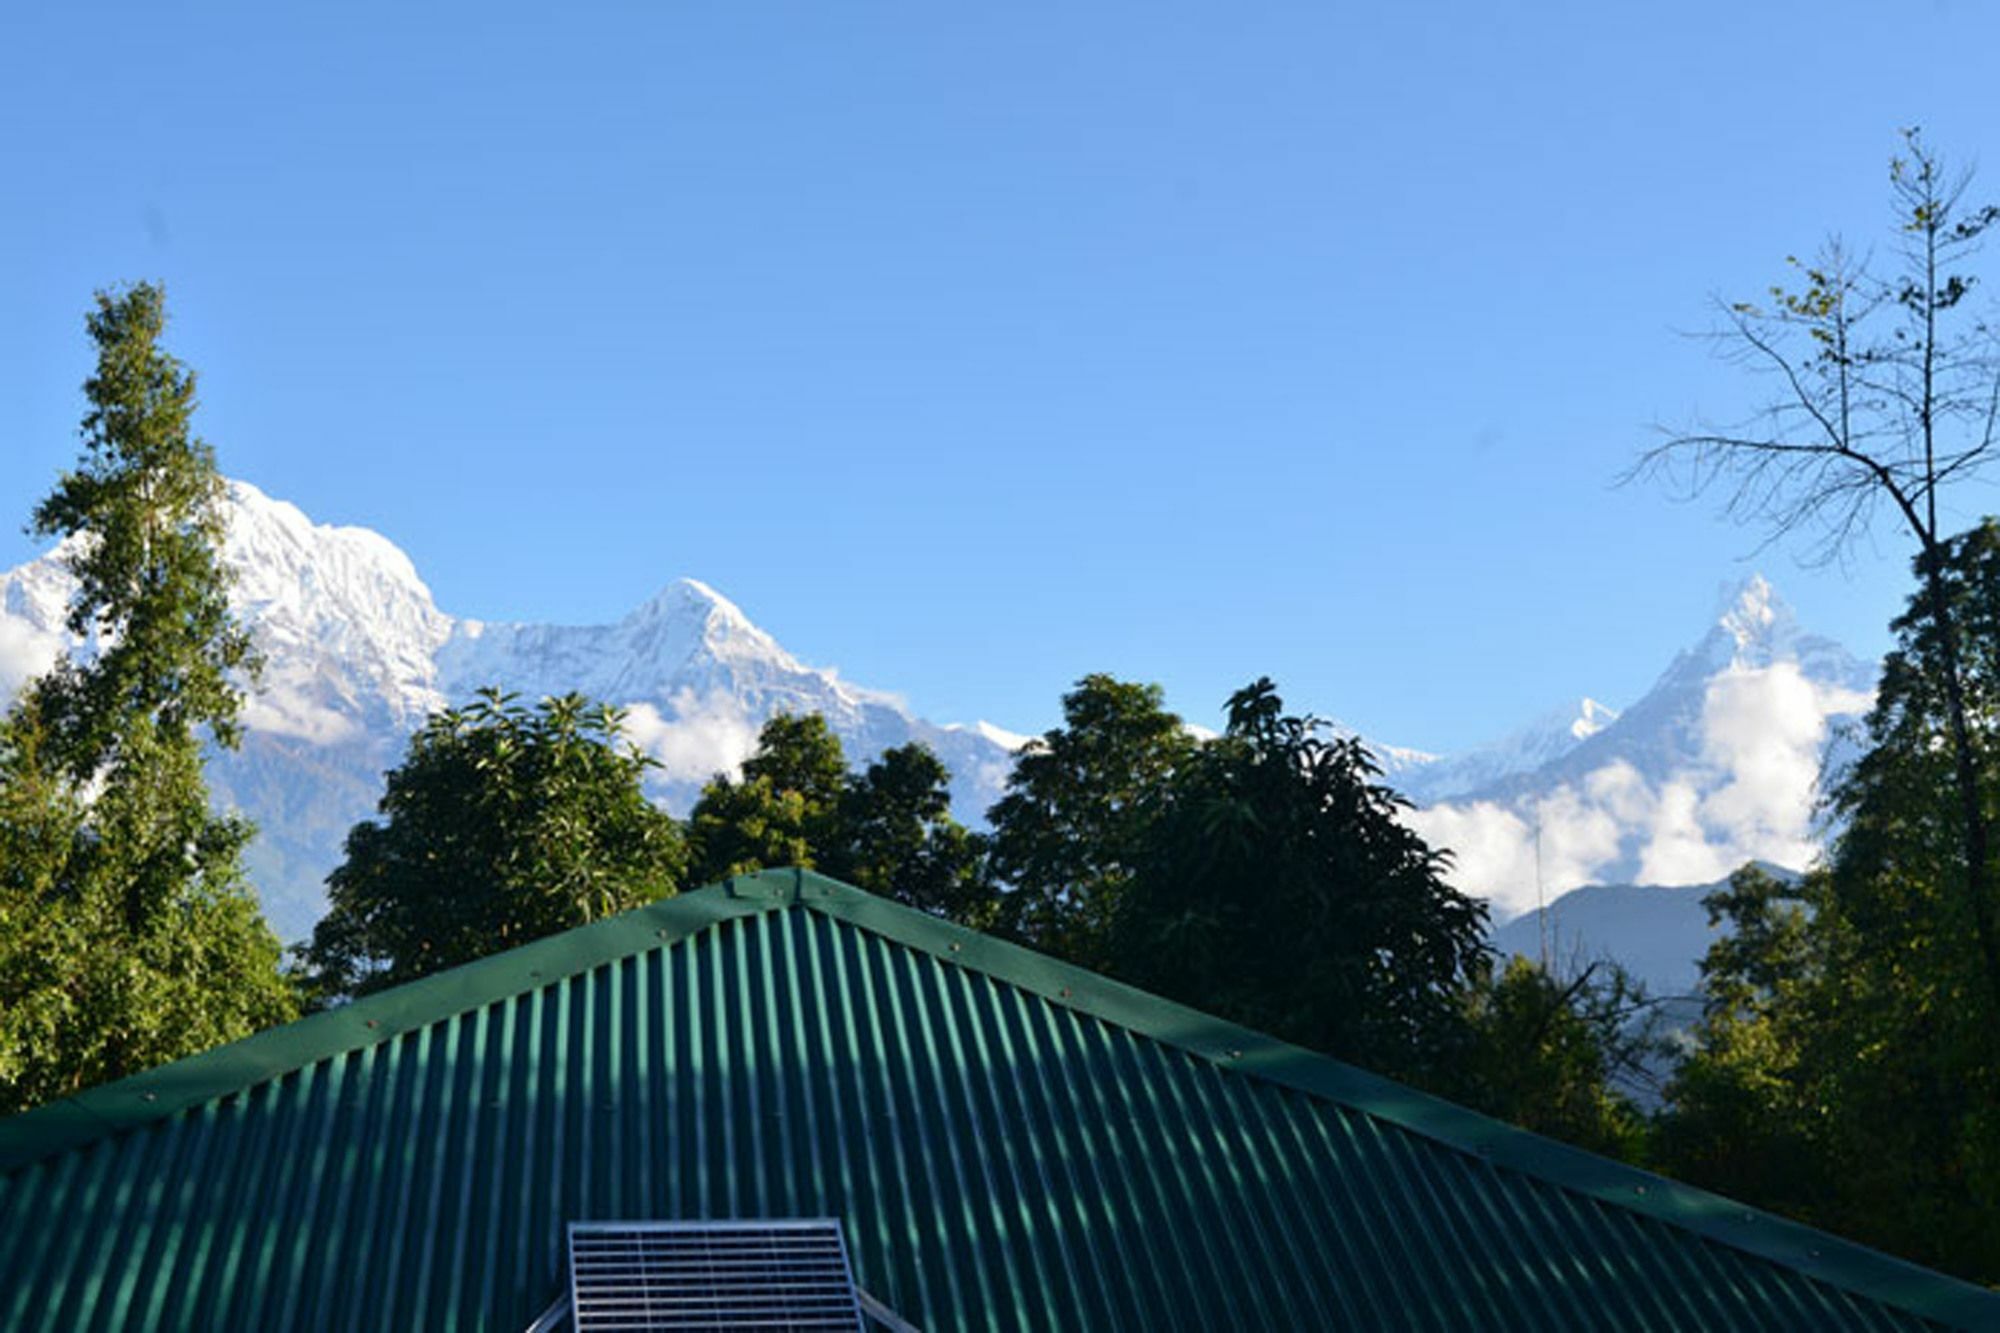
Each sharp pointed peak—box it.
[629,576,753,626]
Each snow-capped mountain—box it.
[1400,577,1877,921]
[0,481,1024,941]
[0,479,1881,956]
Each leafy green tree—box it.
[1658,532,2000,1282]
[303,689,686,996]
[1449,956,1652,1161]
[688,714,992,921]
[1811,520,2000,1274]
[1655,865,1828,1227]
[985,674,1196,964]
[0,283,294,1113]
[829,743,991,923]
[1109,678,1489,1080]
[687,713,848,882]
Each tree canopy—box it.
[0,283,293,1113]
[687,714,988,920]
[302,689,687,997]
[984,674,1196,965]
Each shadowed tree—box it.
[827,742,991,923]
[1108,678,1490,1081]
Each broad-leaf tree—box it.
[302,689,686,997]
[1448,955,1652,1161]
[687,714,991,921]
[0,283,294,1113]
[828,742,990,923]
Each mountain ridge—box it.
[0,481,1879,948]
[0,480,1025,939]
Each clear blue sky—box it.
[6,3,2000,750]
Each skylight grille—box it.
[567,1220,866,1332]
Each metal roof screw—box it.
[364,1019,378,1029]
[948,942,961,953]
[1058,987,1071,999]
[1633,1185,1647,1195]
[140,1092,156,1102]
[1228,1049,1242,1060]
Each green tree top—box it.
[1110,678,1489,1079]
[688,714,991,921]
[30,283,256,779]
[985,674,1196,963]
[303,689,687,997]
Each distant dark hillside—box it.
[1491,863,1801,1001]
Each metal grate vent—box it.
[567,1219,866,1332]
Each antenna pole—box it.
[1535,815,1549,971]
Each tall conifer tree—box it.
[0,284,293,1113]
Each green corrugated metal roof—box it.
[0,868,1993,1330]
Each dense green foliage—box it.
[831,742,993,924]
[979,674,1654,1116]
[985,674,1196,965]
[303,689,688,996]
[1105,678,1490,1079]
[686,713,848,882]
[0,284,294,1113]
[1447,955,1652,1161]
[687,713,989,920]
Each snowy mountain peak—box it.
[1390,695,1623,804]
[1402,573,1878,921]
[622,577,798,671]
[2,478,1028,940]
[1716,573,1796,661]
[224,479,433,604]
[219,479,453,732]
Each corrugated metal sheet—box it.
[0,871,1991,1331]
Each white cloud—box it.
[622,690,762,788]
[1634,778,1730,886]
[1407,662,1871,919]
[1406,780,1628,922]
[0,618,65,700]
[241,684,360,745]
